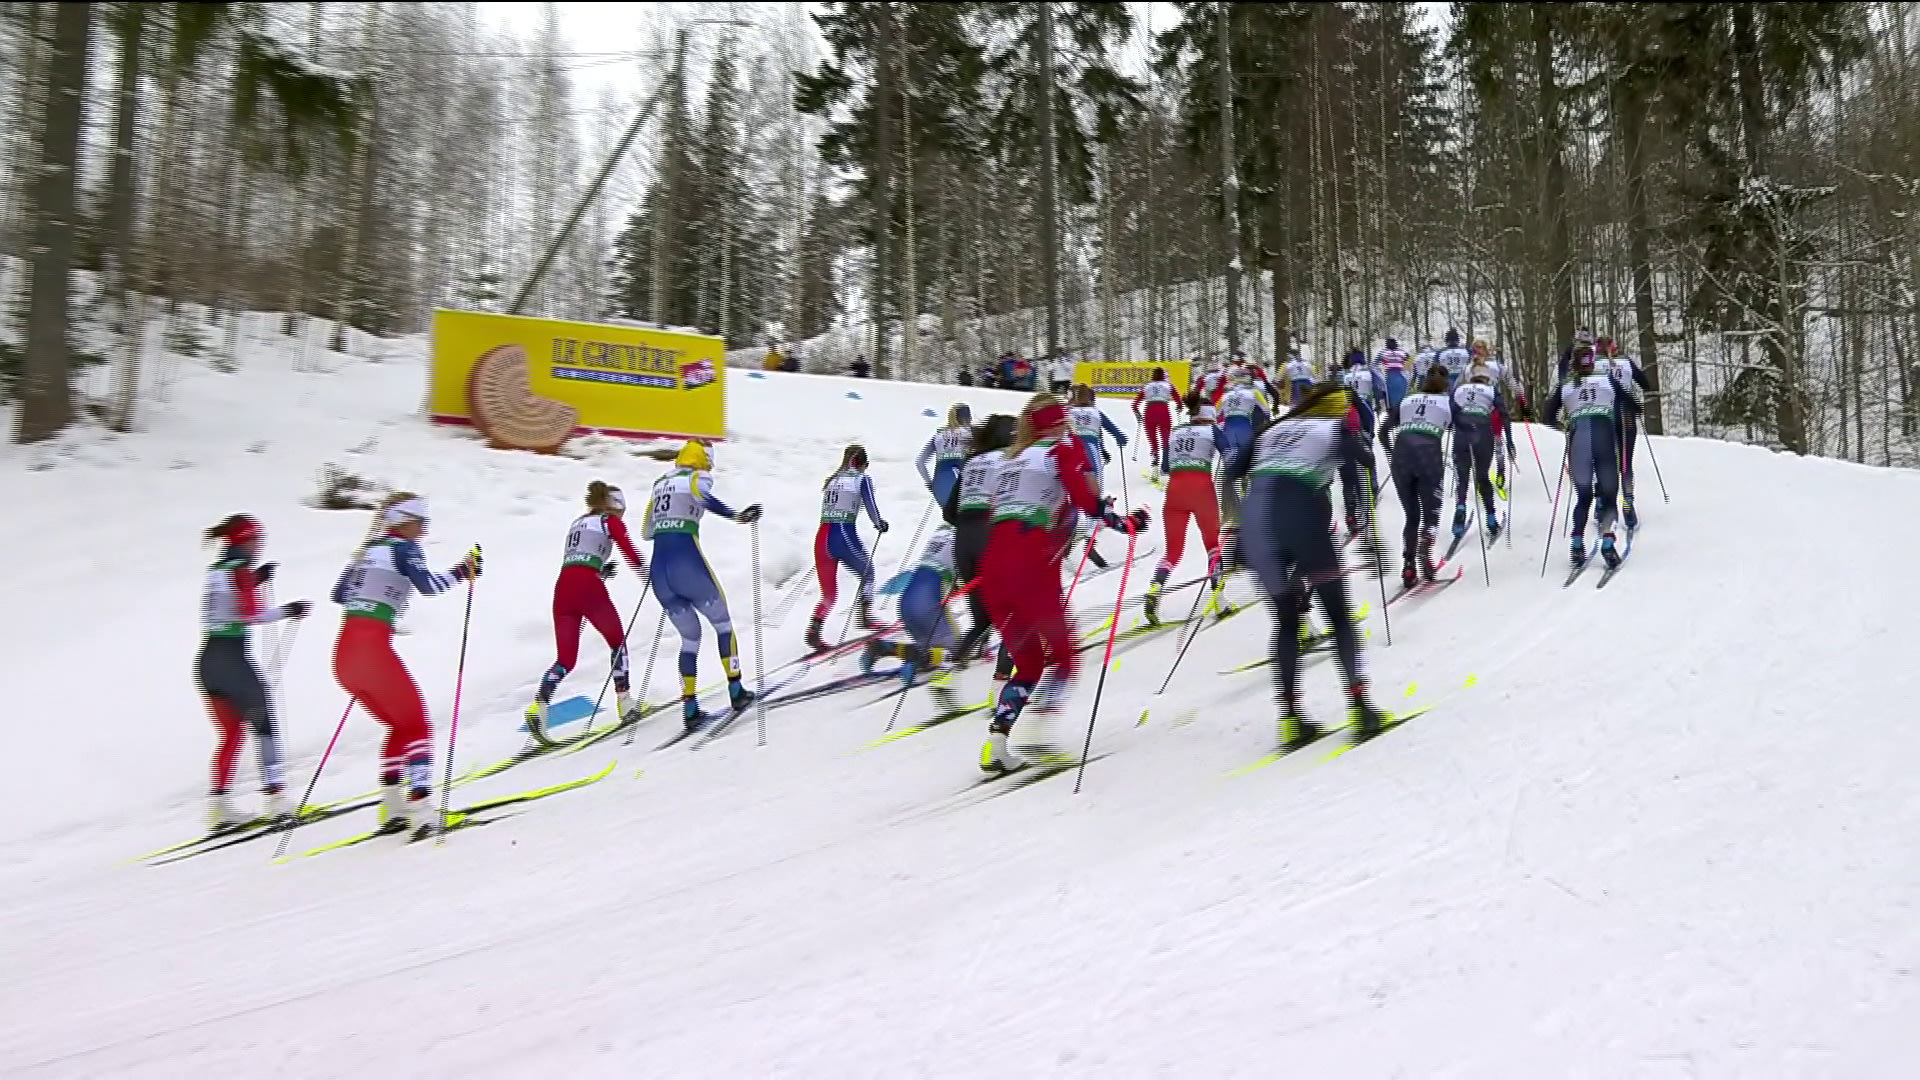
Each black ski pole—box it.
[1073,523,1142,793]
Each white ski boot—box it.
[207,792,244,834]
[376,783,411,836]
[979,730,1023,774]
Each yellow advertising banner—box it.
[1072,361,1192,399]
[428,309,727,442]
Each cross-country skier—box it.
[1381,367,1455,587]
[1067,384,1129,490]
[1132,367,1177,474]
[1435,329,1473,390]
[1217,371,1268,462]
[863,522,960,684]
[1283,351,1316,404]
[1450,364,1506,543]
[944,413,1018,663]
[915,403,974,508]
[1225,381,1390,749]
[199,514,309,832]
[1543,347,1625,569]
[525,481,647,742]
[1556,327,1598,385]
[807,444,889,649]
[1068,385,1129,570]
[1144,392,1224,625]
[643,441,762,730]
[1193,357,1229,406]
[976,393,1148,773]
[330,493,482,839]
[1376,337,1411,413]
[1595,337,1653,531]
[1342,349,1384,437]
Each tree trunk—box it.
[1615,41,1663,435]
[1731,3,1807,454]
[1263,194,1291,370]
[1533,7,1575,354]
[1035,1,1060,363]
[104,0,146,431]
[651,27,690,326]
[871,4,896,377]
[1215,2,1242,357]
[331,2,383,350]
[16,1,91,443]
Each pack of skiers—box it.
[191,333,1652,835]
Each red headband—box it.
[1030,402,1068,431]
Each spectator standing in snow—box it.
[849,355,872,379]
[1049,353,1076,395]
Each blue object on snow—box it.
[879,569,915,596]
[921,407,938,418]
[748,371,766,380]
[522,694,596,733]
[845,391,863,400]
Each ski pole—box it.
[274,699,352,860]
[751,520,769,747]
[1073,521,1142,793]
[1475,464,1493,587]
[1136,562,1220,727]
[1366,460,1392,647]
[436,565,477,845]
[1519,418,1554,501]
[623,606,671,747]
[587,589,648,734]
[1642,424,1670,503]
[1540,438,1570,578]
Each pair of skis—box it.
[1563,528,1635,589]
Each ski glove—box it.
[282,599,311,620]
[600,562,618,580]
[451,546,484,581]
[256,562,277,583]
[736,504,764,524]
[876,520,891,534]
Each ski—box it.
[1562,557,1592,588]
[143,797,379,865]
[1442,530,1470,562]
[298,760,618,858]
[863,699,995,749]
[685,665,823,748]
[1217,632,1336,675]
[1389,564,1463,606]
[1227,706,1435,776]
[1595,533,1633,589]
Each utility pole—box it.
[512,29,685,317]
[1216,1,1243,358]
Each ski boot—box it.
[1348,685,1390,744]
[1486,510,1502,541]
[615,689,637,727]
[260,786,289,826]
[804,615,828,653]
[854,596,878,631]
[980,724,1022,774]
[406,789,440,841]
[1623,493,1639,532]
[1493,455,1510,500]
[1570,533,1588,569]
[1401,556,1419,591]
[1600,532,1622,569]
[1418,533,1440,582]
[727,680,755,715]
[1142,576,1166,625]
[524,698,549,742]
[860,638,891,675]
[681,696,705,733]
[1278,711,1326,753]
[375,782,410,837]
[207,791,244,835]
[1451,503,1469,540]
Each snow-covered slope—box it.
[5,334,1919,1077]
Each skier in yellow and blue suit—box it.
[643,441,763,732]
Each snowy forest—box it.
[4,2,1918,466]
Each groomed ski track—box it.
[4,327,1919,1076]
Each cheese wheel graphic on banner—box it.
[465,344,579,453]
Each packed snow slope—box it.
[5,331,1920,1077]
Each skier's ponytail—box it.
[587,480,613,512]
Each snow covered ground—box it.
[5,330,1920,1077]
